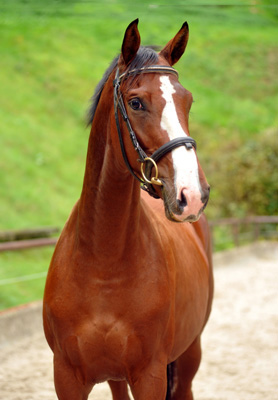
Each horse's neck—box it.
[77,106,141,260]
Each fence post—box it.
[253,224,260,241]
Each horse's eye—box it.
[129,98,143,110]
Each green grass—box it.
[0,0,277,309]
[0,246,53,310]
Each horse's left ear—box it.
[120,18,141,67]
[159,22,189,66]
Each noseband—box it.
[113,65,197,199]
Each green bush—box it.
[208,128,278,217]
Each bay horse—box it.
[43,19,213,400]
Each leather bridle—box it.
[113,65,197,199]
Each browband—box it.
[116,65,179,84]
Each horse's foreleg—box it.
[108,380,131,400]
[53,353,93,400]
[129,362,168,400]
[170,336,202,400]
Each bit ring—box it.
[141,157,163,186]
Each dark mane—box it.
[87,46,159,126]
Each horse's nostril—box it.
[177,190,187,210]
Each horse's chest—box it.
[64,316,142,382]
[62,271,172,382]
[84,274,171,339]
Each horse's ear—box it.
[159,22,189,66]
[120,19,141,67]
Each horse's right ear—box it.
[120,19,141,67]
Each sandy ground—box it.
[0,242,277,399]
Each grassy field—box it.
[0,0,277,309]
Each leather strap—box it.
[116,65,179,84]
[114,69,147,184]
[151,137,196,163]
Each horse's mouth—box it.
[161,185,206,223]
[164,205,200,223]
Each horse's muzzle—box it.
[162,184,210,223]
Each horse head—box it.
[113,19,210,223]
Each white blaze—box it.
[160,76,201,203]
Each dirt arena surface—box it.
[0,242,277,400]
